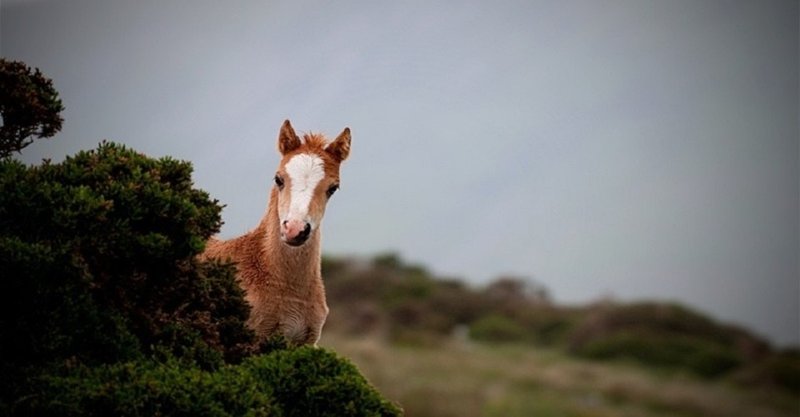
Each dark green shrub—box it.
[0,143,256,375]
[0,59,65,157]
[19,359,275,417]
[15,347,401,417]
[246,347,401,417]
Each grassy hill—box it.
[321,253,800,416]
[322,333,799,417]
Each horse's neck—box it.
[255,190,322,285]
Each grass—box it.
[320,332,800,417]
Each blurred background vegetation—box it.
[320,253,800,417]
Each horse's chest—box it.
[243,281,328,344]
[275,298,320,339]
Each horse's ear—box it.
[325,127,351,162]
[278,119,301,155]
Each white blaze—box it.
[284,153,325,223]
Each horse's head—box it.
[273,120,350,247]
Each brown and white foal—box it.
[201,120,350,345]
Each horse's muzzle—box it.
[282,220,311,246]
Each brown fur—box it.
[200,120,350,345]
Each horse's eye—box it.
[326,184,339,198]
[274,175,284,189]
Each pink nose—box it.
[282,219,311,244]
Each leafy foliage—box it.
[18,348,400,417]
[246,347,401,417]
[0,142,254,374]
[0,59,65,158]
[20,358,275,417]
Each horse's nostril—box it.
[299,223,311,239]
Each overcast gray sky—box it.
[2,0,798,346]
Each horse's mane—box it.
[300,133,329,152]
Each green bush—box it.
[15,347,400,417]
[246,347,401,417]
[0,143,255,374]
[0,59,65,157]
[19,358,274,417]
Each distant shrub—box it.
[575,330,742,378]
[325,253,482,340]
[735,350,800,393]
[372,252,427,276]
[483,276,551,307]
[564,302,775,378]
[522,310,578,346]
[685,343,743,378]
[766,351,800,392]
[383,274,435,305]
[469,314,529,344]
[571,303,744,348]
